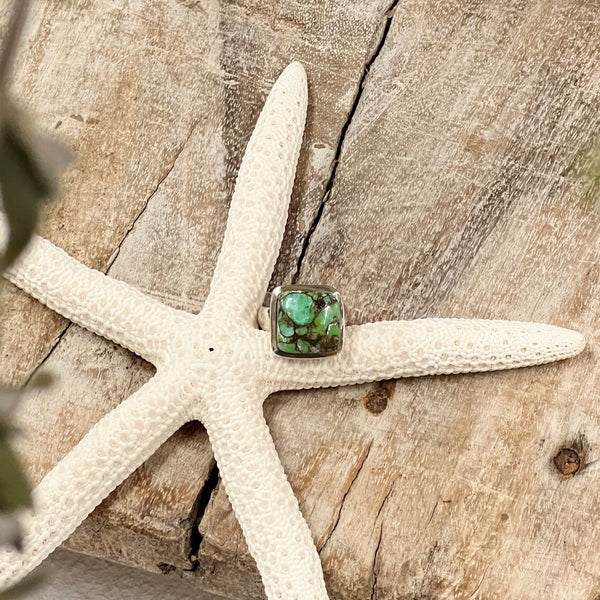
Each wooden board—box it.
[3,0,600,598]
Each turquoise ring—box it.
[270,285,345,358]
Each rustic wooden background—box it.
[2,0,600,598]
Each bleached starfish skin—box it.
[0,62,584,598]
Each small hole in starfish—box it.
[209,347,214,352]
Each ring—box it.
[268,285,345,357]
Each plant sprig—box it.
[0,1,70,594]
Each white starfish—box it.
[0,62,584,599]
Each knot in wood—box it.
[364,380,396,414]
[553,447,581,476]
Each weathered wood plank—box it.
[3,0,395,591]
[6,0,228,574]
[6,0,600,598]
[197,1,600,599]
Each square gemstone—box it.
[271,285,344,357]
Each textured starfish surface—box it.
[0,62,585,599]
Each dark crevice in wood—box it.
[370,523,383,600]
[375,484,394,521]
[106,118,201,272]
[292,0,400,283]
[318,439,373,554]
[157,562,177,575]
[20,321,72,388]
[15,115,201,382]
[9,114,202,395]
[185,460,220,571]
[370,482,392,599]
[425,499,439,529]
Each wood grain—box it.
[200,1,600,599]
[3,0,600,598]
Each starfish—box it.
[0,62,584,599]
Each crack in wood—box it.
[106,118,202,272]
[425,499,439,529]
[19,118,203,382]
[292,0,400,283]
[370,522,384,600]
[21,321,72,387]
[318,439,373,554]
[370,481,393,599]
[375,484,394,521]
[184,460,220,571]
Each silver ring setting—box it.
[269,285,344,358]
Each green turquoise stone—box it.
[297,339,310,353]
[274,287,343,357]
[277,341,297,353]
[279,319,295,337]
[327,322,340,337]
[281,292,314,326]
[314,302,341,335]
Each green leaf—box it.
[0,387,20,421]
[29,370,53,389]
[0,118,49,270]
[0,101,70,271]
[0,435,31,512]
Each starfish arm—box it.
[202,62,308,327]
[201,387,329,600]
[1,220,178,363]
[262,319,585,390]
[0,374,188,589]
